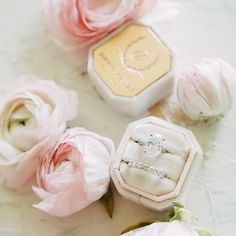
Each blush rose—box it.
[43,0,156,65]
[33,127,114,217]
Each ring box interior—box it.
[88,22,174,116]
[111,116,203,211]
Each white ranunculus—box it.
[0,76,78,189]
[121,221,198,236]
[121,203,213,236]
[177,58,235,121]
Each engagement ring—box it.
[130,134,169,159]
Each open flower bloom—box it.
[33,127,114,217]
[177,58,234,121]
[0,76,78,189]
[43,0,156,65]
[121,221,198,236]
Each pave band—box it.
[128,160,167,179]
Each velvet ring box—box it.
[87,22,174,116]
[111,116,203,211]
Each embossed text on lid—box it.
[93,23,171,97]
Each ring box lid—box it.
[88,22,174,116]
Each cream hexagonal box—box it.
[88,22,174,116]
[111,116,203,211]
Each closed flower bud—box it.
[177,58,235,121]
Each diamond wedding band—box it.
[130,133,169,159]
[128,160,167,179]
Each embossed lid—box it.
[92,23,172,98]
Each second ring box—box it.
[87,22,174,116]
[111,116,203,211]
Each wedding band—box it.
[127,160,167,179]
[130,133,169,159]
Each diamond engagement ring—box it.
[130,134,169,159]
[127,160,167,178]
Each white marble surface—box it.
[0,0,236,236]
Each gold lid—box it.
[93,23,171,98]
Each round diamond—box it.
[128,161,133,167]
[136,162,142,169]
[158,170,167,179]
[149,166,155,174]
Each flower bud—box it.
[177,58,235,121]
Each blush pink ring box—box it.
[111,116,203,211]
[87,22,174,116]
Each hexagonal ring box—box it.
[111,116,203,211]
[88,22,174,116]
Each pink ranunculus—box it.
[43,0,157,65]
[33,127,114,217]
[0,76,78,189]
[121,221,198,236]
[177,58,235,121]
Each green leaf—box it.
[169,202,184,219]
[121,219,159,234]
[100,184,114,218]
[196,228,213,236]
[173,202,185,209]
[169,202,196,223]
